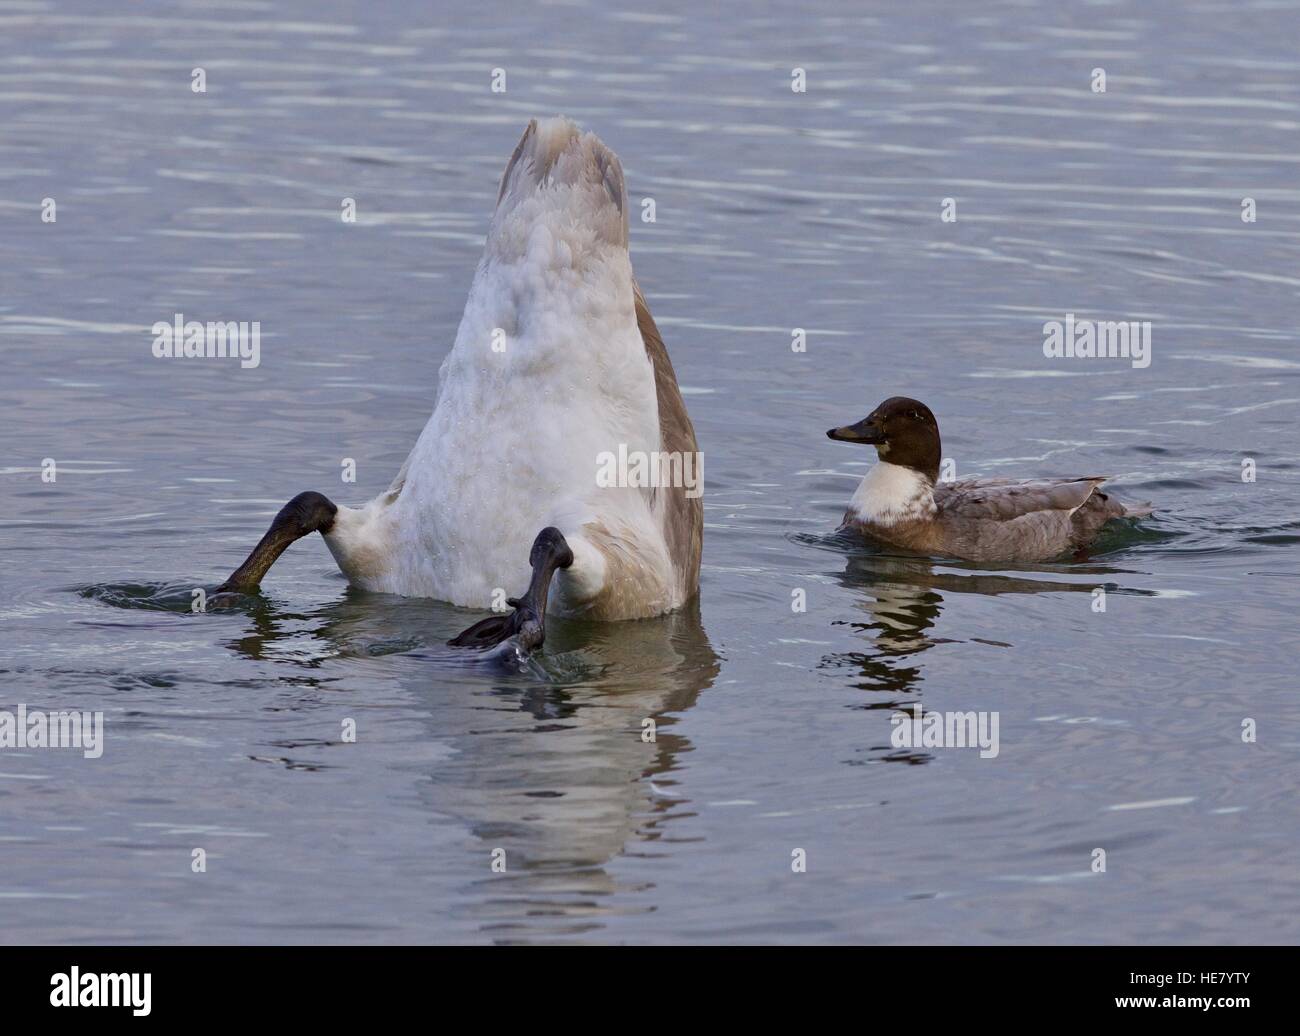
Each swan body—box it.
[318,118,701,620]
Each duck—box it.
[826,396,1152,562]
[215,118,703,651]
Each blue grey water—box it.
[1,0,1298,944]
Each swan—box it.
[216,118,703,650]
[827,396,1152,562]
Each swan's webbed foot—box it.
[447,603,540,651]
[215,491,338,594]
[449,527,574,652]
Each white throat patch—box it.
[851,461,936,526]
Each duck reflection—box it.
[217,587,718,941]
[822,548,1139,701]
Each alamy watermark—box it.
[1043,312,1151,369]
[596,445,704,498]
[891,704,1000,759]
[0,704,104,758]
[50,967,150,1015]
[151,312,261,368]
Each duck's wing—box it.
[936,476,1146,559]
[936,476,1108,520]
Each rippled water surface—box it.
[2,0,1299,943]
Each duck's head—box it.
[827,396,941,481]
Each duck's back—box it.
[932,476,1124,560]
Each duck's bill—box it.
[827,420,883,444]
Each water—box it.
[2,0,1299,944]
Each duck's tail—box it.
[490,117,629,254]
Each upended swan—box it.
[828,396,1152,562]
[217,118,703,650]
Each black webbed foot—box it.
[448,596,542,650]
[449,527,574,652]
[216,491,338,594]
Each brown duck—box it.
[827,397,1152,562]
